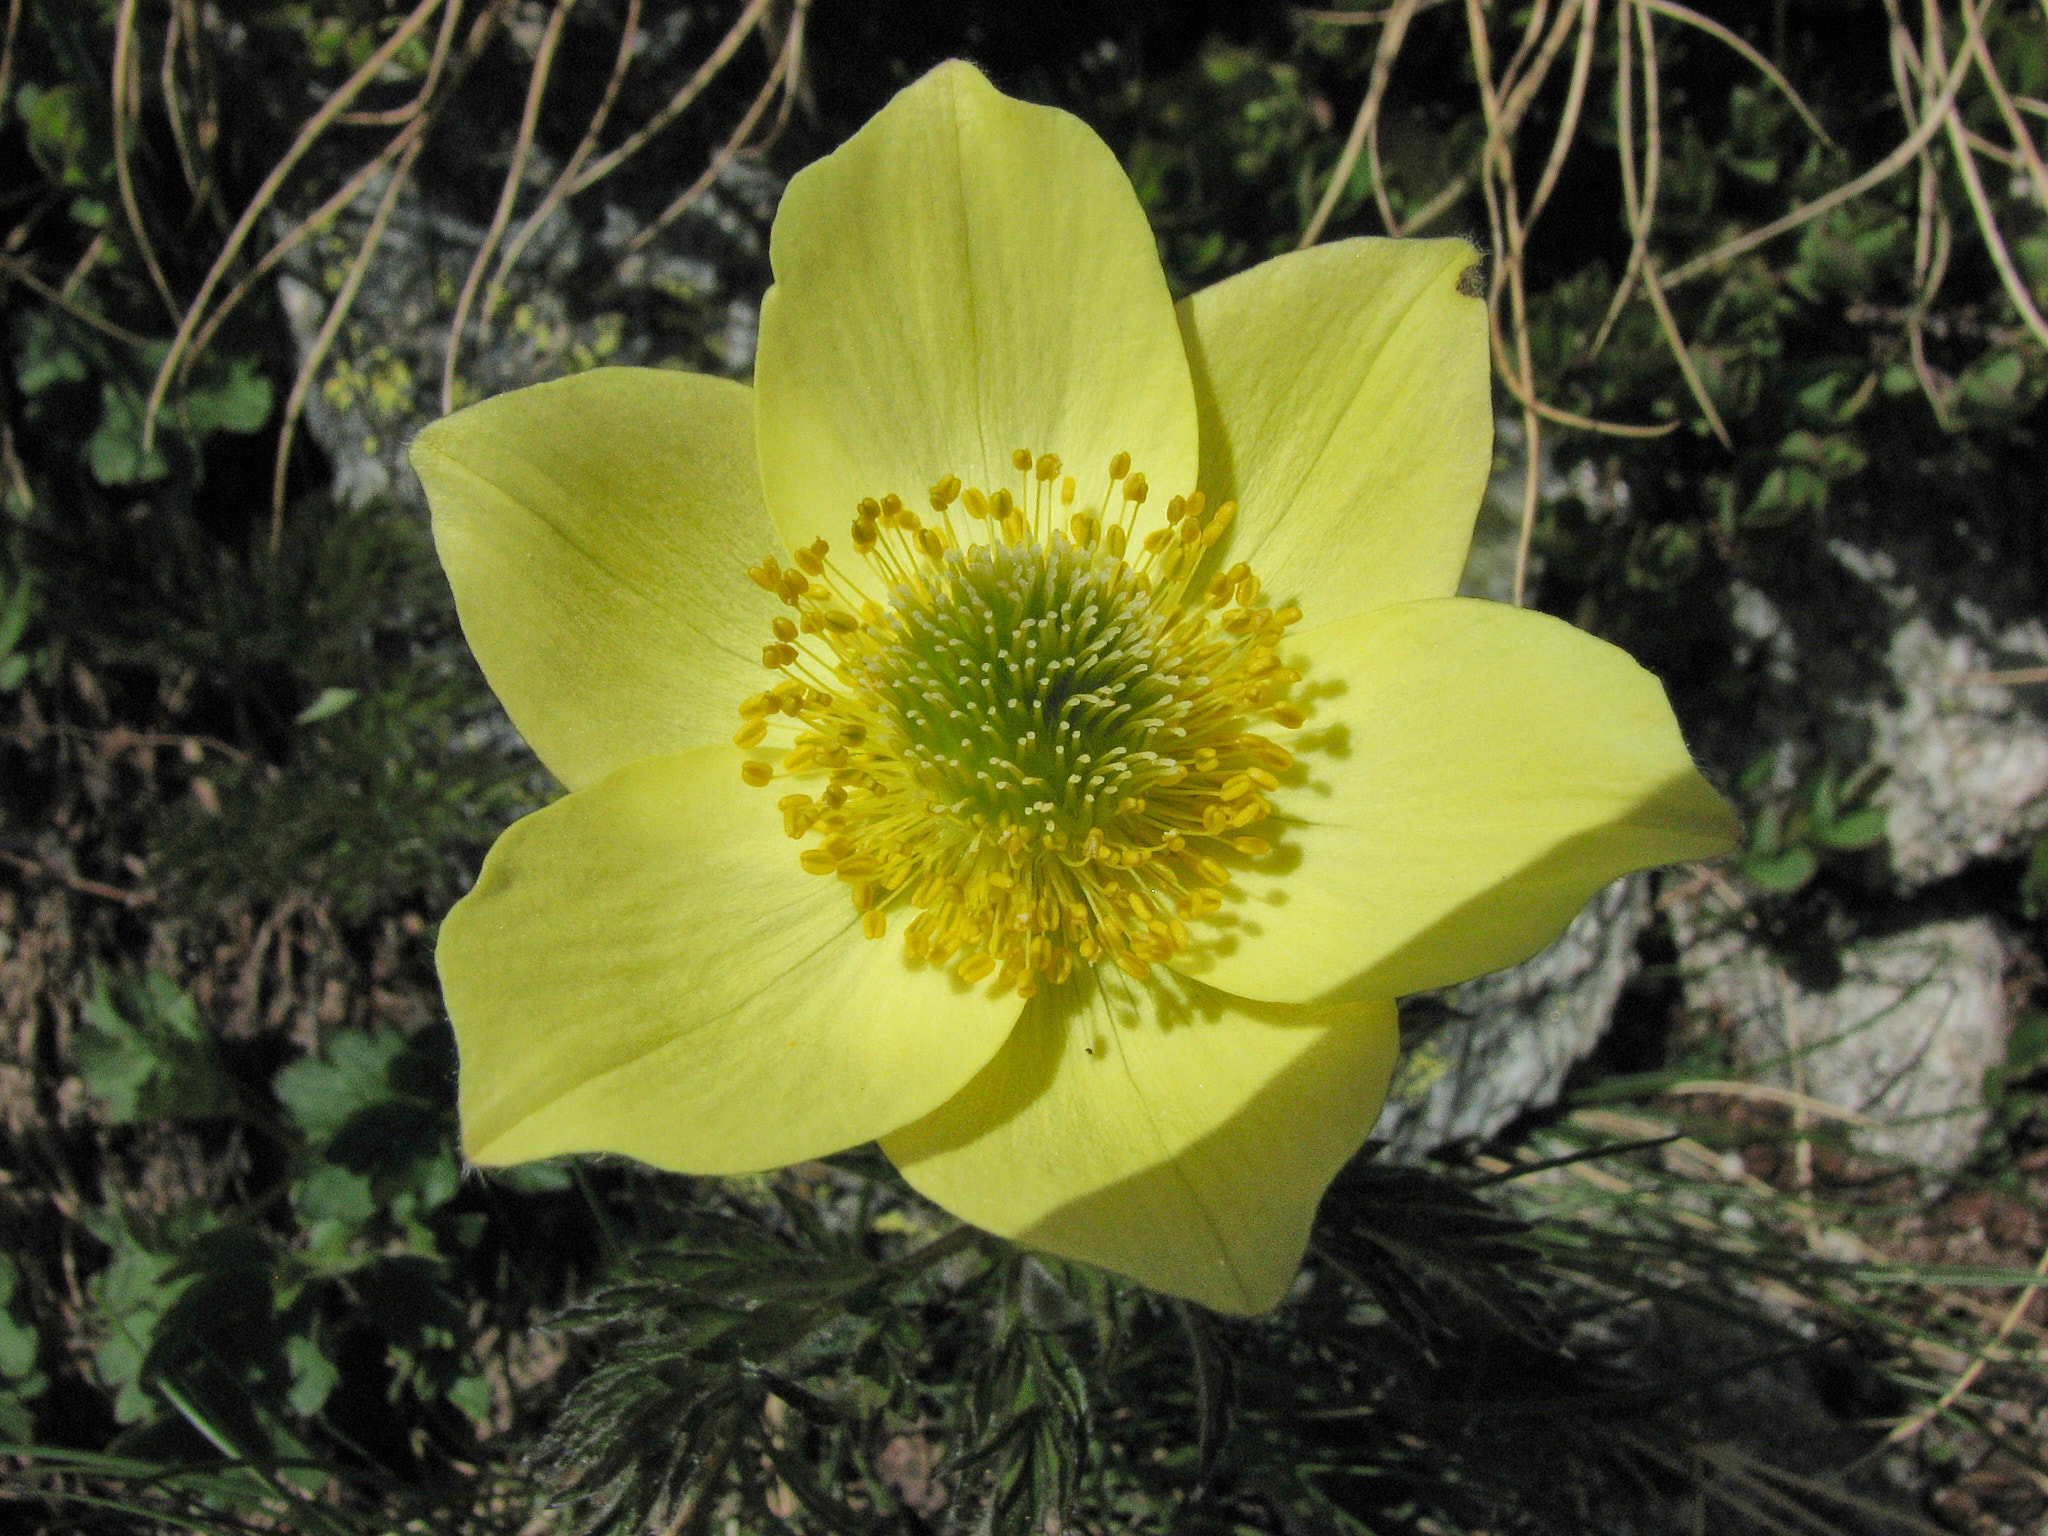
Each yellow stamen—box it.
[737,453,1297,996]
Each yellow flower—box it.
[409,62,1736,1314]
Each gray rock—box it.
[1714,525,2048,893]
[275,156,775,511]
[1376,875,1649,1160]
[1672,896,2008,1173]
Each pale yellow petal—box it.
[1175,238,1490,625]
[1176,598,1738,1004]
[440,744,1022,1173]
[884,967,1397,1315]
[755,61,1196,579]
[411,368,779,792]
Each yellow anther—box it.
[1012,447,1034,472]
[1203,501,1237,546]
[742,450,1302,997]
[1273,603,1303,628]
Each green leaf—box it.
[446,1369,493,1425]
[12,311,88,396]
[291,1163,377,1225]
[1810,805,1887,851]
[1740,844,1817,894]
[75,970,239,1124]
[2007,1012,2048,1076]
[486,1159,573,1194]
[180,352,274,437]
[0,1307,39,1384]
[2022,833,2048,920]
[0,572,34,656]
[284,1334,339,1418]
[87,382,169,486]
[274,1029,407,1147]
[294,686,359,725]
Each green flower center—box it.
[735,451,1305,998]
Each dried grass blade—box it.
[1640,0,1835,148]
[623,0,807,258]
[111,0,180,323]
[440,0,580,416]
[569,0,775,195]
[142,0,449,452]
[1299,0,1421,245]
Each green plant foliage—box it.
[75,968,243,1125]
[0,1255,50,1443]
[1737,755,1889,896]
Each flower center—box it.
[735,450,1304,998]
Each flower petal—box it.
[755,61,1197,574]
[883,966,1396,1315]
[1176,598,1739,1004]
[1175,238,1490,625]
[412,368,779,792]
[440,744,1023,1173]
